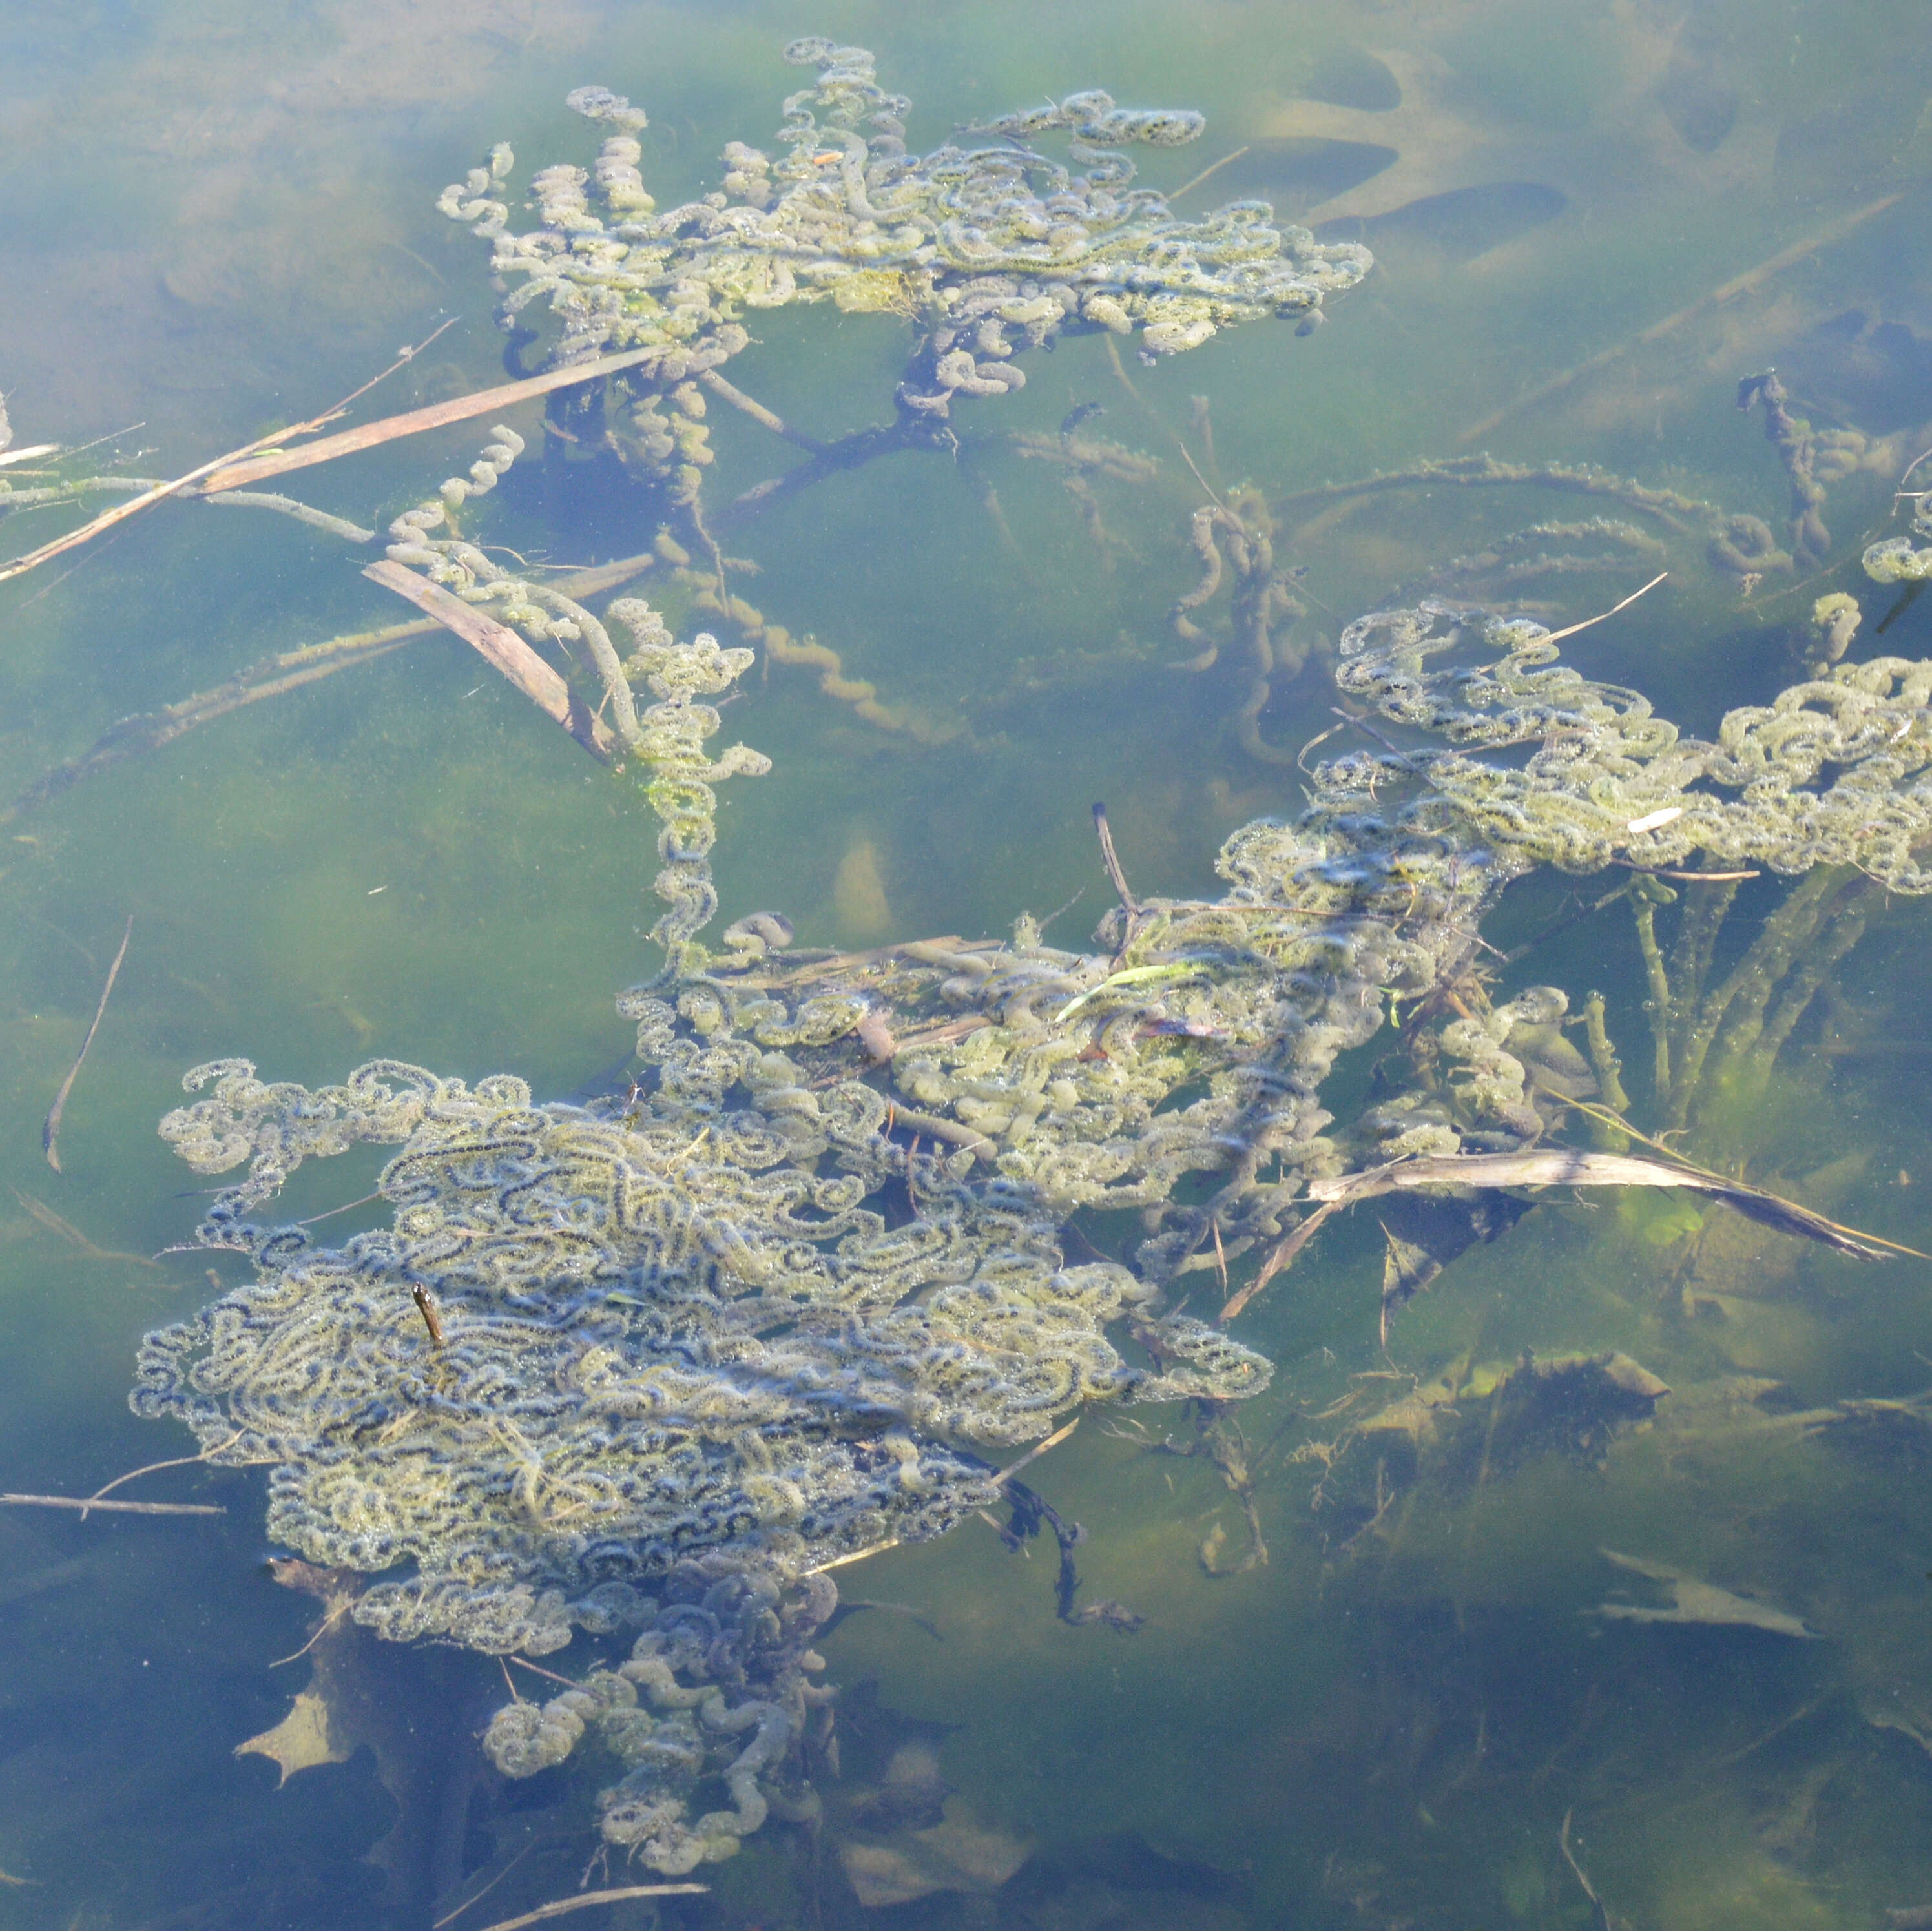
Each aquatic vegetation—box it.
[133,563,1932,1791]
[1327,599,1932,891]
[1165,488,1311,765]
[437,39,1369,501]
[72,34,1932,1909]
[132,615,1271,1864]
[1864,485,1932,584]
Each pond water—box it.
[2,1,1931,1926]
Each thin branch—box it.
[1,1493,223,1516]
[992,1417,1080,1486]
[805,1536,901,1575]
[85,1436,239,1507]
[1168,144,1251,205]
[464,1886,709,1931]
[43,915,132,1172]
[432,1843,537,1929]
[1539,571,1667,646]
[269,1596,351,1668]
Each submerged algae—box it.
[437,39,1369,499]
[132,497,1932,1867]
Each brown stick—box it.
[198,346,662,495]
[412,1285,446,1348]
[467,1886,709,1931]
[362,562,618,762]
[1,1494,223,1516]
[43,914,132,1172]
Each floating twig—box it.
[431,1843,538,1930]
[1539,571,1667,647]
[1219,1181,1373,1323]
[805,1536,902,1576]
[269,1595,352,1668]
[1168,144,1251,205]
[43,914,132,1172]
[466,1886,709,1931]
[84,1435,241,1510]
[694,367,826,453]
[506,1654,582,1691]
[0,1493,223,1516]
[1559,1810,1614,1931]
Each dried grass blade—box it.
[363,561,617,763]
[200,346,660,495]
[1305,1148,1918,1261]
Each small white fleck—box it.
[1626,806,1685,834]
[462,685,484,698]
[368,885,388,896]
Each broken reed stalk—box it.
[2,553,654,831]
[466,1886,710,1931]
[43,914,132,1172]
[1304,1147,1918,1260]
[1458,190,1904,444]
[196,344,661,496]
[0,1494,223,1516]
[0,320,458,588]
[1221,1137,1922,1325]
[362,561,618,763]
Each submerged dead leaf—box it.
[839,1797,1032,1908]
[237,1689,348,1786]
[1594,1548,1819,1638]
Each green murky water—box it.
[3,0,1932,1925]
